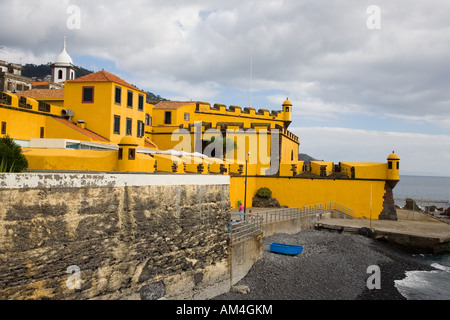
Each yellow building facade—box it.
[64,70,152,147]
[0,69,400,220]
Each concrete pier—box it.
[315,209,450,254]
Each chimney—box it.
[77,120,85,129]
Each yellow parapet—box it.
[203,157,227,174]
[279,161,304,177]
[226,159,245,175]
[180,155,208,174]
[23,148,118,171]
[341,162,387,180]
[310,161,334,177]
[151,153,185,173]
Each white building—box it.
[51,37,76,84]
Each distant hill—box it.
[298,153,318,163]
[21,63,168,103]
[21,63,92,80]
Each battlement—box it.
[195,101,288,122]
[176,120,299,142]
[0,91,63,117]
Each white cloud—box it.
[291,127,450,176]
[1,0,450,174]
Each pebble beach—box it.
[214,229,436,300]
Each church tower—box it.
[51,37,76,84]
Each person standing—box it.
[239,203,244,220]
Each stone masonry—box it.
[0,173,231,300]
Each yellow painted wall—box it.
[45,117,96,141]
[230,176,387,219]
[152,102,290,130]
[0,107,47,140]
[310,161,334,176]
[64,81,149,146]
[387,159,400,181]
[0,94,65,141]
[24,148,118,171]
[280,134,299,163]
[64,81,113,140]
[341,162,388,180]
[152,154,185,173]
[156,126,298,176]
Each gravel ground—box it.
[214,229,434,300]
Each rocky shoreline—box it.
[214,229,435,300]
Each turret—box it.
[387,151,400,181]
[117,136,138,172]
[380,151,400,221]
[282,98,292,127]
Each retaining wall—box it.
[0,173,231,300]
[230,232,263,285]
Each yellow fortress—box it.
[0,44,400,221]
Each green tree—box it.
[0,135,28,172]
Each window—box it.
[19,97,32,109]
[127,90,133,108]
[285,106,290,112]
[138,94,144,111]
[128,148,136,160]
[388,161,392,170]
[164,111,172,124]
[82,86,94,103]
[184,112,190,121]
[137,120,144,138]
[118,148,123,160]
[40,127,45,138]
[114,115,121,134]
[115,86,122,105]
[145,114,152,126]
[126,118,132,135]
[396,162,399,170]
[1,122,6,134]
[291,150,294,161]
[1,92,12,105]
[58,70,63,80]
[38,101,51,113]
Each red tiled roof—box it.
[32,81,49,86]
[53,118,110,142]
[66,70,145,93]
[15,89,65,99]
[144,139,158,149]
[153,101,197,109]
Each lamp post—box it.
[244,151,250,217]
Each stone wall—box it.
[230,232,263,286]
[0,173,231,300]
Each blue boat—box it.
[270,242,303,255]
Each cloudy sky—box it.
[1,0,450,176]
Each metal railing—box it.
[229,202,354,243]
[229,214,263,243]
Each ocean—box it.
[394,175,450,204]
[392,175,450,300]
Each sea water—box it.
[393,175,450,300]
[394,175,450,205]
[394,253,450,300]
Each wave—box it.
[394,259,450,300]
